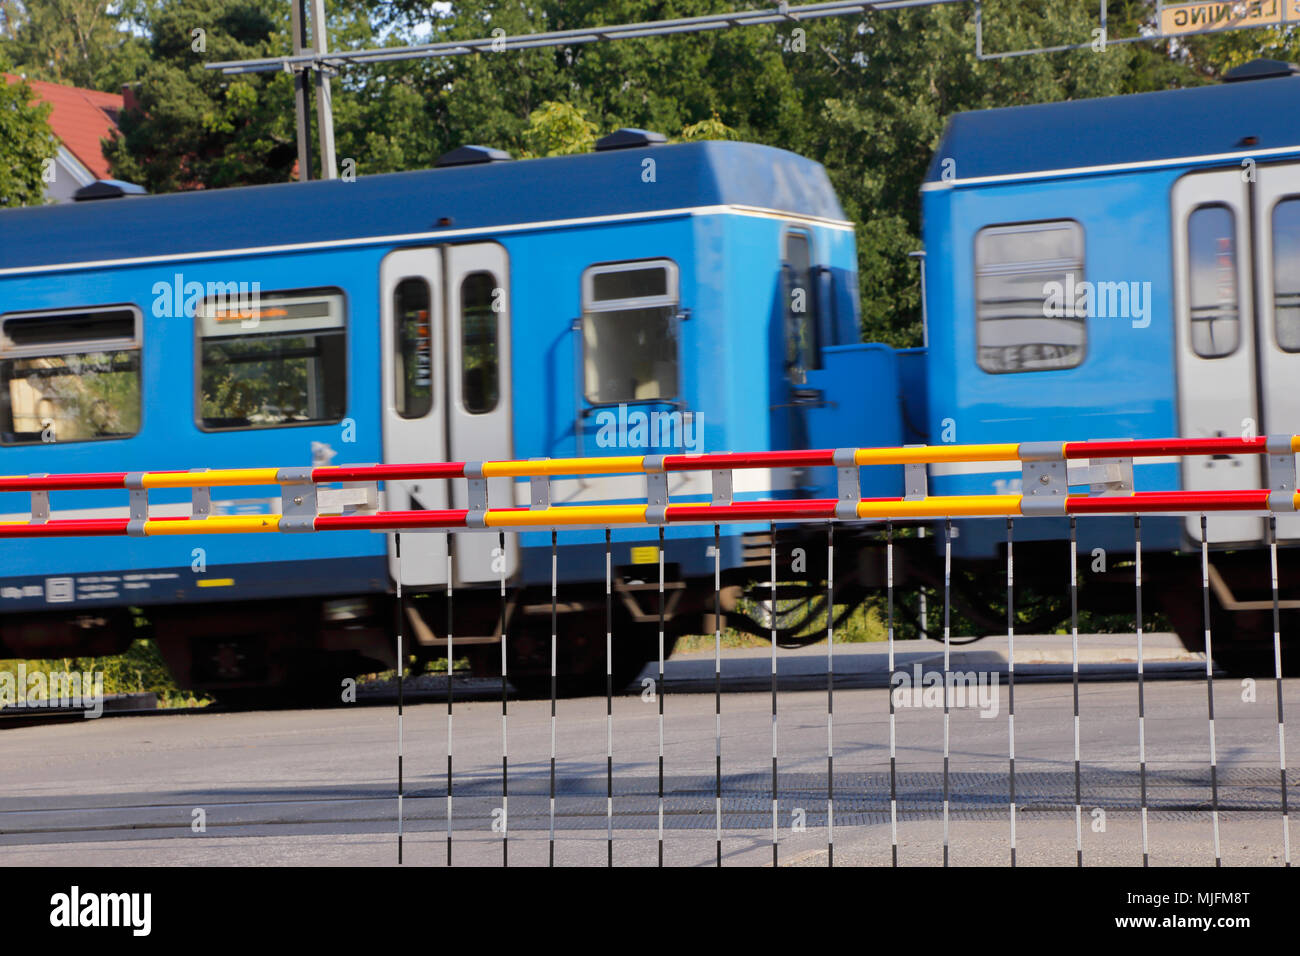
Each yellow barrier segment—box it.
[141,468,281,489]
[483,504,648,527]
[481,456,647,478]
[1294,437,1300,454]
[857,495,1023,519]
[143,515,281,535]
[854,443,1021,466]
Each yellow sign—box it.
[630,546,660,564]
[1159,0,1295,36]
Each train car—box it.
[0,131,880,696]
[917,59,1300,666]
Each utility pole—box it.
[289,0,313,181]
[309,0,338,180]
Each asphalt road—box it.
[2,636,1296,866]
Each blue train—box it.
[1,60,1296,693]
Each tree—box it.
[102,0,300,191]
[0,65,57,207]
[0,0,149,91]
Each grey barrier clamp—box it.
[124,472,149,536]
[902,444,928,502]
[711,463,733,506]
[29,475,49,525]
[1088,457,1134,496]
[1267,434,1297,512]
[529,458,551,511]
[190,468,211,519]
[464,461,488,528]
[1019,441,1068,516]
[834,448,860,519]
[644,455,668,524]
[276,466,317,532]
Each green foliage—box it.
[679,111,738,141]
[102,0,300,191]
[0,0,150,90]
[1,637,207,708]
[0,64,56,207]
[520,100,598,157]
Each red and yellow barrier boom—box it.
[1,435,1295,538]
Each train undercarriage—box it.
[3,525,1296,704]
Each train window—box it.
[394,278,433,418]
[460,272,500,414]
[0,306,141,445]
[1272,198,1300,353]
[783,231,819,383]
[581,259,680,404]
[196,289,346,430]
[975,221,1085,373]
[1186,205,1240,359]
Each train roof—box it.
[924,73,1300,186]
[0,140,846,273]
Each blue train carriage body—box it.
[0,133,876,679]
[920,68,1300,558]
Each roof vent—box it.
[73,179,147,201]
[595,128,667,151]
[1223,58,1300,82]
[434,145,512,168]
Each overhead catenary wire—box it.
[204,0,970,74]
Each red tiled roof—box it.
[3,74,123,180]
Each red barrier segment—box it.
[663,499,841,521]
[0,473,130,492]
[314,509,470,530]
[0,518,131,537]
[312,462,468,483]
[1062,437,1268,459]
[660,450,839,471]
[1065,489,1272,513]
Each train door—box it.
[1251,162,1300,541]
[779,228,822,491]
[381,243,518,587]
[1170,170,1263,544]
[443,242,518,584]
[381,248,450,586]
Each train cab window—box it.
[394,278,433,418]
[1186,205,1241,358]
[460,272,500,414]
[1272,198,1300,353]
[581,259,680,404]
[783,231,820,384]
[975,220,1085,373]
[197,289,346,430]
[0,306,141,445]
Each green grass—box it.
[674,595,889,654]
[1,637,209,709]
